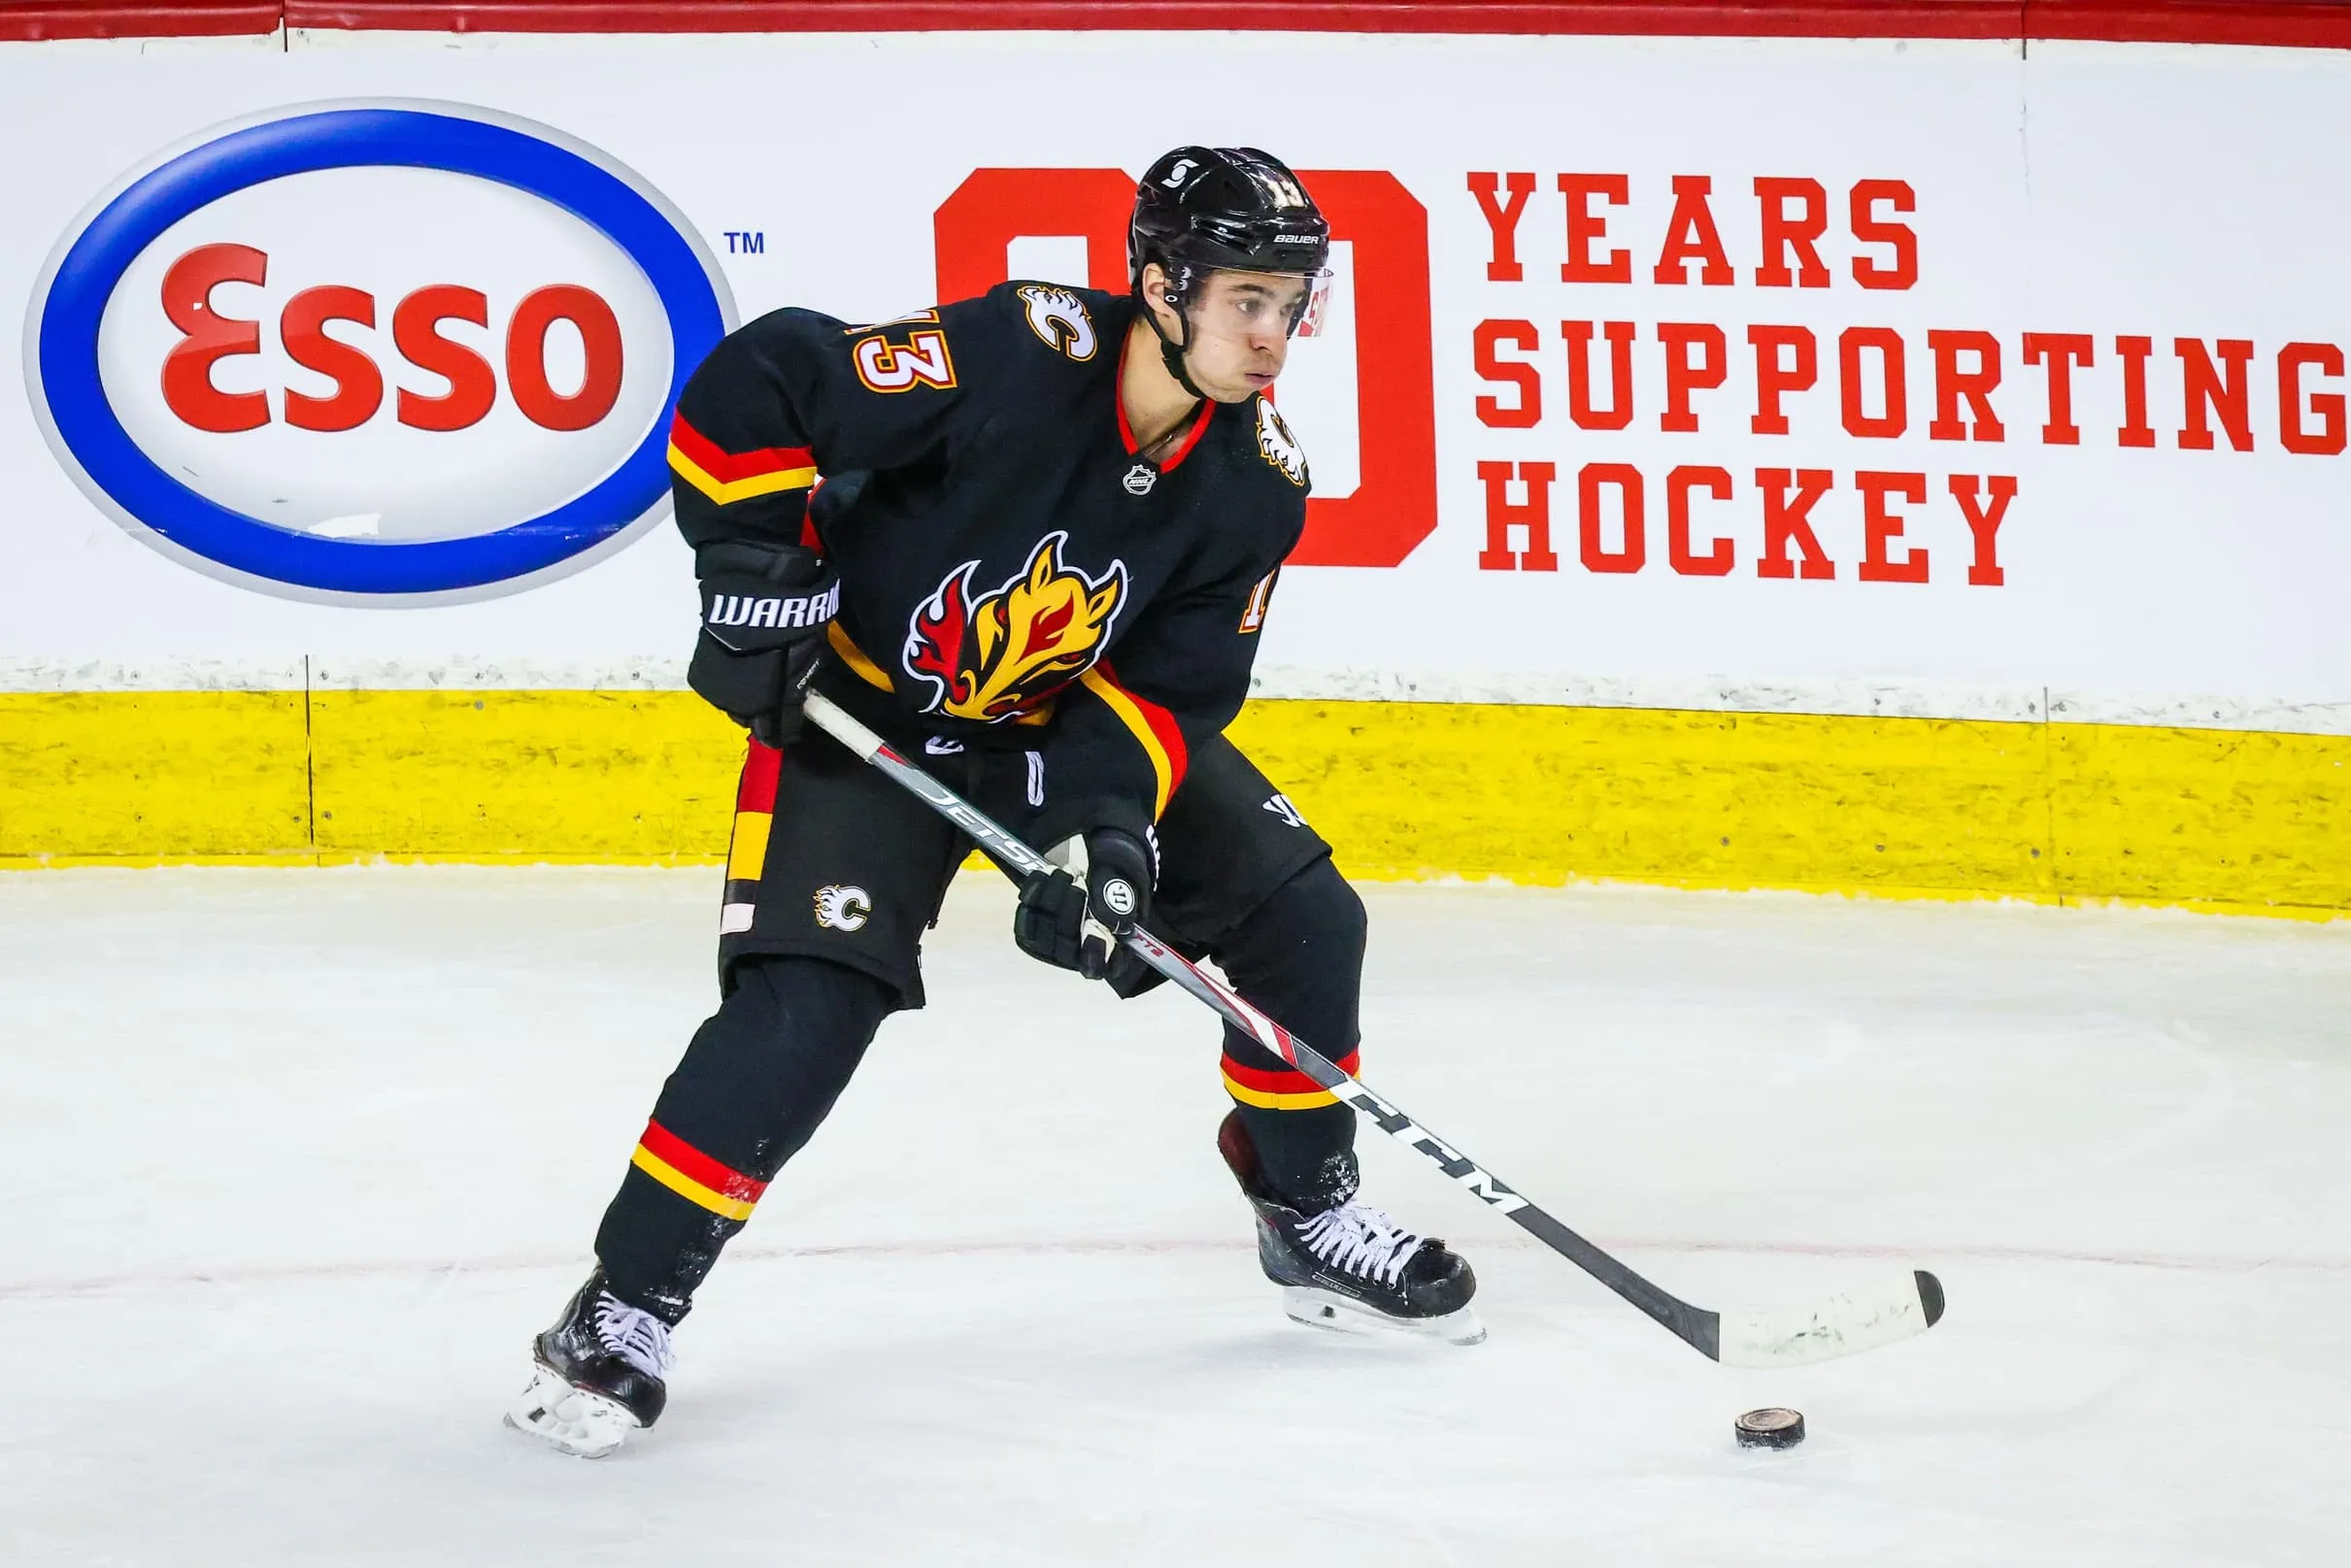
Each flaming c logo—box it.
[902,532,1128,722]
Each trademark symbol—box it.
[723,230,766,255]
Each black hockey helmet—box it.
[1131,146,1331,286]
[1130,147,1330,393]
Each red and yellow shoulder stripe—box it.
[668,413,819,506]
[1079,659,1189,818]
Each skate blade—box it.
[1280,1285,1488,1346]
[503,1363,643,1458]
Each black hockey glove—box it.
[1013,827,1156,984]
[687,540,841,749]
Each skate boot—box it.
[504,1268,673,1457]
[1219,1111,1485,1345]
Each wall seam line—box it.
[2042,683,2064,905]
[303,652,318,862]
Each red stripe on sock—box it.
[638,1119,768,1202]
[1220,1050,1360,1096]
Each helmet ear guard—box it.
[1138,256,1206,399]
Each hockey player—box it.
[507,147,1479,1459]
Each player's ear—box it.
[1138,262,1181,333]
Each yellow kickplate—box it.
[2,687,2343,916]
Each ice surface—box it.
[4,867,2349,1565]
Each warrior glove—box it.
[1014,827,1157,984]
[688,540,842,749]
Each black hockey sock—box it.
[1209,858,1365,1209]
[593,954,894,1322]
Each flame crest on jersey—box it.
[1256,398,1308,487]
[1018,285,1097,361]
[902,532,1129,722]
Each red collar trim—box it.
[1159,400,1215,471]
[1116,335,1214,472]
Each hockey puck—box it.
[1734,1408,1806,1450]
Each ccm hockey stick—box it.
[803,690,1945,1368]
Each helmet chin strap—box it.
[1159,332,1207,402]
[1144,277,1209,403]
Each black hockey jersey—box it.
[666,282,1310,845]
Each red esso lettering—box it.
[157,247,624,434]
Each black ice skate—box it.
[503,1269,674,1457]
[1219,1111,1485,1346]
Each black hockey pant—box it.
[594,858,1367,1324]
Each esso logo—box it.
[24,101,736,602]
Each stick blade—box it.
[1715,1268,1945,1368]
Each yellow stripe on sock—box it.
[630,1144,758,1220]
[1222,1073,1341,1111]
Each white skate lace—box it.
[593,1292,675,1379]
[1295,1202,1425,1287]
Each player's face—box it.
[1178,270,1327,402]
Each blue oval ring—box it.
[36,108,727,596]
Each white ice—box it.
[5,867,2350,1566]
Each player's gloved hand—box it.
[1014,828,1156,984]
[687,540,842,749]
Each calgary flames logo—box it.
[1256,397,1308,487]
[902,532,1128,722]
[813,884,870,932]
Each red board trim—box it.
[277,2,2351,52]
[284,2,2008,37]
[2033,0,2351,49]
[0,3,280,40]
[11,5,2351,72]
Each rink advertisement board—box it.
[3,29,2349,726]
[0,25,2346,906]
[25,100,735,602]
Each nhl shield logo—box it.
[1123,462,1158,495]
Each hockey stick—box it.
[802,690,1944,1368]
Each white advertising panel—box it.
[4,32,2347,727]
